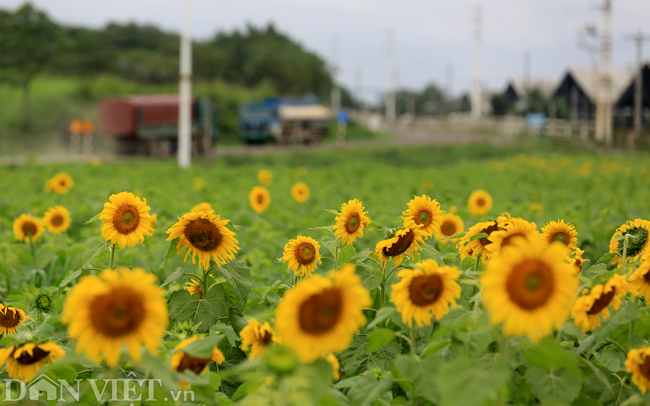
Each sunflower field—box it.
[2,141,650,405]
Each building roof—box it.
[507,78,558,99]
[561,67,635,102]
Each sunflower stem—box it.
[472,252,481,299]
[555,323,564,343]
[28,234,37,264]
[629,296,640,340]
[109,244,116,270]
[410,321,417,405]
[622,234,630,269]
[334,245,340,270]
[34,310,40,329]
[202,266,212,296]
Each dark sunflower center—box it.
[346,214,361,233]
[476,198,485,207]
[551,232,569,245]
[640,357,650,381]
[0,308,21,328]
[59,180,66,186]
[506,260,554,310]
[52,215,64,226]
[295,242,316,265]
[409,274,443,306]
[177,354,211,375]
[416,210,432,227]
[501,232,526,248]
[643,271,650,285]
[616,226,650,258]
[587,290,616,315]
[16,347,50,365]
[298,288,343,335]
[113,205,140,234]
[256,193,264,204]
[22,222,37,236]
[383,231,415,257]
[479,223,500,247]
[441,221,456,236]
[260,330,273,345]
[89,287,145,337]
[184,218,222,252]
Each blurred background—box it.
[0,0,649,163]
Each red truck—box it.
[99,95,217,156]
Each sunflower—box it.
[326,353,340,381]
[184,279,203,299]
[99,192,153,249]
[468,190,493,217]
[609,219,650,268]
[571,274,627,333]
[402,195,444,238]
[166,211,240,269]
[61,267,168,366]
[250,186,271,214]
[13,214,46,243]
[258,169,273,185]
[481,240,578,343]
[193,177,206,191]
[0,342,65,382]
[433,213,464,245]
[240,319,277,359]
[42,206,72,234]
[485,217,543,261]
[0,306,31,336]
[171,336,225,383]
[627,254,650,301]
[150,213,158,230]
[626,347,650,393]
[457,214,511,264]
[334,199,371,245]
[567,248,589,274]
[541,220,578,250]
[291,182,310,203]
[275,264,371,362]
[391,259,461,327]
[283,236,322,277]
[45,173,74,194]
[373,222,426,272]
[191,202,214,213]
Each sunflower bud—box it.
[34,293,53,313]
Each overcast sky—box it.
[2,0,649,101]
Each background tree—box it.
[0,3,61,130]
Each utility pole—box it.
[471,5,483,120]
[386,30,396,124]
[594,0,613,146]
[626,30,650,137]
[178,0,192,168]
[331,37,341,116]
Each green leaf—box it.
[58,269,83,288]
[595,252,618,265]
[366,306,398,330]
[311,225,335,232]
[469,232,488,242]
[321,236,339,254]
[340,336,400,376]
[346,372,393,406]
[160,267,185,289]
[461,256,476,271]
[594,301,640,342]
[592,270,622,286]
[525,339,581,376]
[131,257,150,272]
[357,267,383,291]
[231,223,245,231]
[436,358,510,406]
[420,245,445,266]
[81,238,110,269]
[324,209,339,215]
[228,306,248,335]
[46,364,78,383]
[182,335,224,358]
[158,238,178,271]
[209,371,221,391]
[440,231,467,241]
[216,260,252,305]
[367,329,396,352]
[592,346,621,372]
[258,279,283,304]
[338,245,357,265]
[169,285,228,332]
[232,376,266,401]
[84,213,101,224]
[525,366,582,405]
[350,249,373,264]
[391,355,439,403]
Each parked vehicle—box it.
[239,96,331,144]
[99,95,217,156]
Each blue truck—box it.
[239,97,331,144]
